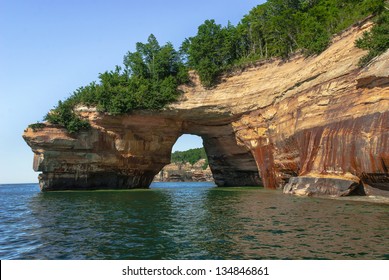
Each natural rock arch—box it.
[181,127,261,187]
[23,26,389,195]
[23,112,261,191]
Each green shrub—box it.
[28,122,46,131]
[44,100,90,134]
[42,34,188,132]
[356,8,389,66]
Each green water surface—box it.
[0,182,388,259]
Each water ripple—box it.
[0,183,388,259]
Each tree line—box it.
[34,0,388,133]
[43,34,188,132]
[183,0,387,86]
[171,148,208,169]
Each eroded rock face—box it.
[23,112,261,190]
[23,22,389,195]
[23,115,182,190]
[154,159,213,182]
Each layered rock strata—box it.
[153,159,213,182]
[23,112,261,190]
[23,22,389,195]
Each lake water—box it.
[0,182,388,260]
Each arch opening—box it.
[153,134,213,183]
[154,130,262,187]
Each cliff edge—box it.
[23,22,389,196]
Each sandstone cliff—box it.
[153,159,213,182]
[23,22,389,196]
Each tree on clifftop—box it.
[124,34,186,83]
[356,6,389,65]
[181,0,387,87]
[181,19,237,87]
[44,35,188,132]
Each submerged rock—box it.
[283,177,365,197]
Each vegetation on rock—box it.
[28,122,46,131]
[356,5,389,66]
[44,100,90,133]
[38,0,388,132]
[44,34,188,133]
[182,0,387,87]
[171,147,208,169]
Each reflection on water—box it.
[0,182,388,259]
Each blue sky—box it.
[0,0,264,184]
